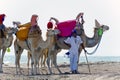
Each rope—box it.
[86,35,102,55]
[84,51,91,74]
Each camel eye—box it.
[101,25,104,28]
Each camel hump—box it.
[28,25,42,38]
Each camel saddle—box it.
[16,22,31,41]
[57,20,76,37]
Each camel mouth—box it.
[101,25,109,32]
[95,24,109,30]
[106,26,109,30]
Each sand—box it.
[0,62,120,80]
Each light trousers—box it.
[69,53,78,71]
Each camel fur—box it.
[0,27,16,73]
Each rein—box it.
[85,28,103,55]
[86,36,102,55]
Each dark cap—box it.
[72,29,77,34]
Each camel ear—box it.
[95,19,101,28]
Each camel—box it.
[13,21,42,75]
[0,27,16,73]
[44,13,109,74]
[14,38,33,74]
[28,27,61,74]
[13,20,60,75]
[27,28,60,75]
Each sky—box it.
[0,0,120,56]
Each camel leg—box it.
[46,50,52,74]
[30,52,34,75]
[43,49,48,67]
[36,54,40,74]
[31,51,38,75]
[27,51,31,75]
[30,56,34,75]
[27,51,35,75]
[52,50,62,74]
[31,49,42,75]
[14,40,20,74]
[15,46,23,75]
[0,58,3,73]
[27,52,29,75]
[40,54,42,67]
[1,48,6,64]
[40,53,44,67]
[0,50,3,73]
[34,58,37,75]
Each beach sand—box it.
[0,62,120,80]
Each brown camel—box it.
[13,21,42,75]
[45,13,109,74]
[0,27,16,73]
[27,28,60,75]
[13,20,60,75]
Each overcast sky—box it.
[0,0,120,56]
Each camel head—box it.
[47,29,60,37]
[95,19,109,32]
[5,27,18,35]
[13,21,21,26]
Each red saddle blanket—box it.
[57,20,76,37]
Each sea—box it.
[3,54,120,64]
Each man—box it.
[0,14,6,38]
[64,30,86,74]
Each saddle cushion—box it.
[16,27,30,41]
[18,22,31,28]
[57,20,76,37]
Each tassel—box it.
[7,48,10,53]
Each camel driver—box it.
[0,14,6,38]
[64,30,86,74]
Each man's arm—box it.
[64,41,71,47]
[64,37,71,47]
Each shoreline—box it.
[1,61,120,80]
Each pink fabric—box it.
[31,15,38,26]
[57,20,76,37]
